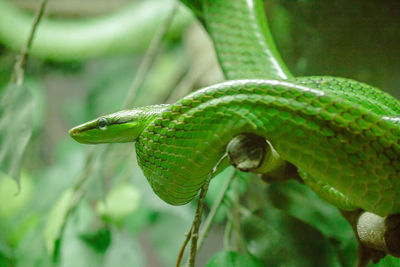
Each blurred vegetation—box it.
[0,0,399,266]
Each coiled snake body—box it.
[70,0,400,217]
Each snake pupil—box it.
[98,117,107,130]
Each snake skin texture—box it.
[70,0,400,217]
[135,78,400,216]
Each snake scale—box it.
[70,0,400,217]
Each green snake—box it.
[70,0,400,217]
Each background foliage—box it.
[0,0,399,266]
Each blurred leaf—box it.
[224,171,251,204]
[96,182,141,224]
[58,201,101,267]
[206,168,233,205]
[0,84,34,185]
[0,172,34,219]
[135,50,188,105]
[24,77,46,134]
[267,180,353,240]
[7,214,40,250]
[131,168,195,217]
[124,202,155,235]
[375,255,400,266]
[80,227,111,253]
[85,57,137,117]
[44,189,74,254]
[0,253,14,267]
[206,250,263,267]
[242,208,341,267]
[28,140,86,216]
[149,211,192,266]
[266,180,358,266]
[12,225,52,267]
[207,169,250,205]
[104,228,145,267]
[205,168,234,223]
[0,239,13,266]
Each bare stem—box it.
[188,174,211,267]
[178,154,228,267]
[197,169,237,250]
[53,146,99,261]
[11,0,48,85]
[176,225,193,267]
[224,219,233,250]
[231,181,245,252]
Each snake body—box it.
[70,0,400,217]
[133,77,400,215]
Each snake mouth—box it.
[69,118,101,143]
[68,123,96,144]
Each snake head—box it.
[69,105,167,144]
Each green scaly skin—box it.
[70,0,400,217]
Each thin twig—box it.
[176,225,193,267]
[124,2,179,108]
[224,175,246,252]
[53,147,98,261]
[189,174,212,267]
[197,169,237,250]
[224,214,233,250]
[185,154,228,267]
[231,186,245,252]
[11,0,48,85]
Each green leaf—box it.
[0,238,13,266]
[206,251,263,267]
[0,172,34,219]
[104,228,145,267]
[44,189,74,255]
[149,210,192,266]
[375,255,400,266]
[96,183,141,224]
[266,180,353,240]
[124,202,154,235]
[205,168,234,223]
[80,227,111,253]
[0,84,34,185]
[24,77,47,134]
[265,180,358,266]
[10,223,52,267]
[58,201,102,267]
[242,208,342,267]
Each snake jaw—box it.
[69,118,103,144]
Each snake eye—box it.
[98,117,108,130]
